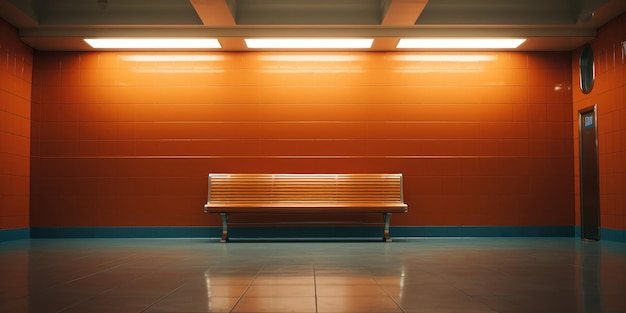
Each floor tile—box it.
[232,296,316,312]
[2,238,626,313]
[176,281,250,298]
[145,296,239,312]
[244,284,315,297]
[316,285,388,297]
[316,296,403,313]
[252,276,315,285]
[315,276,378,285]
[202,276,256,286]
[394,294,497,312]
[60,294,162,313]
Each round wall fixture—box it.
[579,44,595,94]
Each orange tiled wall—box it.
[30,50,574,228]
[0,19,32,230]
[573,13,626,231]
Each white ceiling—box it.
[1,0,625,51]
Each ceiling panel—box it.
[31,0,203,25]
[415,0,581,25]
[1,0,625,51]
[230,0,388,25]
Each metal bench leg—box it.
[383,212,392,242]
[220,213,229,243]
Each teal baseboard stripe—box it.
[575,226,581,238]
[601,228,626,243]
[29,226,575,239]
[30,227,221,239]
[230,226,382,240]
[0,228,30,242]
[392,226,575,237]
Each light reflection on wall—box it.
[119,54,225,73]
[554,84,571,91]
[114,52,501,74]
[258,54,367,73]
[389,54,497,73]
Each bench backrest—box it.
[207,173,404,204]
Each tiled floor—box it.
[1,238,626,313]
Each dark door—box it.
[579,106,600,240]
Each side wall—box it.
[30,50,574,236]
[0,18,32,240]
[572,13,626,239]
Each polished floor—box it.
[1,238,626,313]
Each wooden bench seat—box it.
[203,173,408,242]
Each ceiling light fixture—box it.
[396,38,526,49]
[244,38,374,49]
[84,38,221,49]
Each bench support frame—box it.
[383,212,392,242]
[220,213,229,243]
[217,212,394,243]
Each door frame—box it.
[578,104,600,240]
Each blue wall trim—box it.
[392,226,574,237]
[229,226,382,239]
[19,226,626,243]
[601,228,626,243]
[30,227,221,239]
[0,228,30,242]
[30,226,575,240]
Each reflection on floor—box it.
[1,238,625,312]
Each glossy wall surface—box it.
[0,19,32,231]
[573,13,626,231]
[30,50,574,228]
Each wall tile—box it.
[0,18,32,230]
[30,49,575,228]
[572,12,626,230]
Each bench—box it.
[203,173,408,242]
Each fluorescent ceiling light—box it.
[84,38,221,49]
[396,38,526,49]
[259,55,365,62]
[245,38,374,49]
